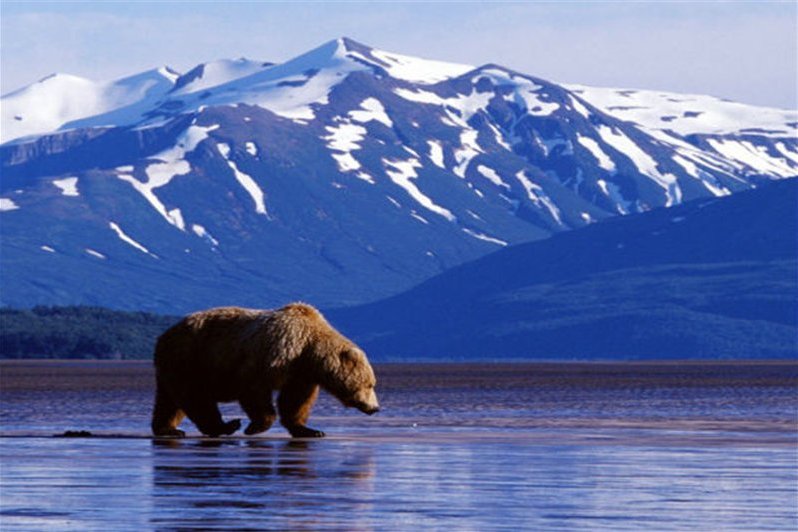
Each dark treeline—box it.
[0,306,179,359]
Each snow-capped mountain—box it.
[1,38,796,313]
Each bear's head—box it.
[319,345,380,415]
[283,302,379,415]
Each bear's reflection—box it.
[150,437,375,525]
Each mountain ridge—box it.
[1,37,796,313]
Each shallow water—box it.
[1,361,796,530]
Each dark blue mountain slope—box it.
[329,179,798,359]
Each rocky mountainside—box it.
[2,38,796,313]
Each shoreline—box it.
[2,358,797,366]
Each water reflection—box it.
[150,438,375,529]
[1,435,794,530]
[143,434,798,529]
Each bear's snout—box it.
[350,388,379,415]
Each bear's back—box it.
[153,303,344,384]
[154,307,272,370]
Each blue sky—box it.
[1,1,796,108]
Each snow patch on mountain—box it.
[428,141,445,169]
[576,135,616,172]
[706,139,796,178]
[109,222,156,257]
[247,76,330,122]
[454,130,483,178]
[569,96,591,118]
[0,198,19,211]
[324,120,364,152]
[597,125,682,206]
[393,87,442,105]
[569,85,798,137]
[145,123,219,186]
[321,99,394,182]
[394,86,493,125]
[538,135,572,157]
[323,120,369,176]
[515,171,564,226]
[486,121,512,150]
[775,143,798,165]
[597,178,632,214]
[475,68,560,117]
[368,48,473,84]
[192,224,219,247]
[410,211,429,224]
[217,143,268,215]
[116,124,217,230]
[671,154,730,196]
[477,165,510,189]
[349,97,392,127]
[384,157,455,221]
[462,228,507,246]
[52,177,79,197]
[512,87,559,117]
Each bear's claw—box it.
[288,425,326,438]
[205,418,241,437]
[245,420,274,435]
[221,418,242,436]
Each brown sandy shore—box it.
[2,358,797,391]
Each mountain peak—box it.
[36,72,92,85]
[337,36,373,53]
[335,37,474,84]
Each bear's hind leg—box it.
[278,380,325,438]
[239,390,277,435]
[151,384,186,437]
[183,397,241,437]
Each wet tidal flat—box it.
[1,361,797,530]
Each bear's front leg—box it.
[278,380,325,438]
[239,389,277,435]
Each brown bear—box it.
[151,302,379,438]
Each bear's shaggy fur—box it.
[151,303,379,438]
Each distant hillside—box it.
[0,306,178,359]
[330,179,798,360]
